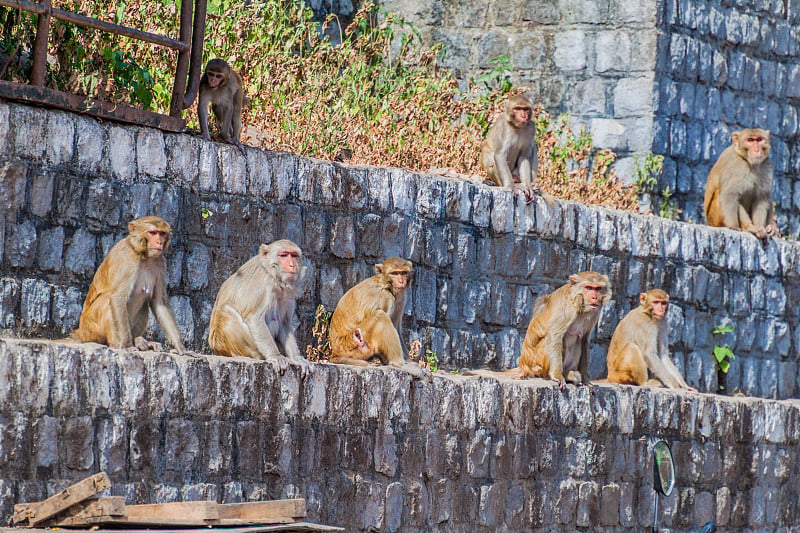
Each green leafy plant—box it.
[711,324,735,392]
[658,185,681,219]
[101,46,155,108]
[474,54,513,93]
[408,340,439,372]
[633,153,682,219]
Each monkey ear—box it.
[259,243,270,258]
[731,131,740,145]
[128,220,137,234]
[568,274,580,285]
[374,263,384,275]
[639,293,648,307]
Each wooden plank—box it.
[49,497,126,526]
[12,472,111,526]
[124,500,220,520]
[1,523,345,532]
[218,499,306,520]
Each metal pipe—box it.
[29,0,49,85]
[0,0,189,51]
[181,0,207,110]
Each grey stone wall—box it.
[3,101,800,400]
[375,0,660,181]
[372,0,800,233]
[655,0,800,233]
[1,338,799,531]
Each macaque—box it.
[516,271,610,386]
[198,58,246,148]
[704,128,777,239]
[481,94,542,201]
[208,240,306,369]
[464,272,610,386]
[70,216,187,354]
[600,289,693,390]
[328,258,426,379]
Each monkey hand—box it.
[134,336,163,352]
[170,348,200,358]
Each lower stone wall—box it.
[0,339,798,531]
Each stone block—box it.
[198,142,219,191]
[614,76,655,116]
[64,416,95,471]
[170,295,195,346]
[0,162,28,223]
[7,220,37,268]
[107,127,136,182]
[219,147,247,194]
[12,106,47,159]
[75,115,104,170]
[46,111,75,165]
[590,118,627,150]
[0,103,8,154]
[21,279,51,327]
[491,188,515,233]
[52,286,83,334]
[595,31,631,73]
[554,30,587,71]
[64,228,97,276]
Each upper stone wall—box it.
[655,0,800,232]
[1,101,800,400]
[370,0,800,234]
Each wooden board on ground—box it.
[125,500,220,520]
[51,497,126,526]
[12,472,111,527]
[218,499,306,520]
[1,522,344,532]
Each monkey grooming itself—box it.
[704,128,777,239]
[198,58,247,148]
[208,240,307,370]
[70,216,188,354]
[328,257,427,379]
[599,289,694,390]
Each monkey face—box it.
[388,270,410,292]
[206,69,227,88]
[650,299,668,320]
[582,284,605,310]
[511,106,531,128]
[277,249,301,278]
[144,225,168,257]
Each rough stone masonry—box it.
[0,339,798,531]
[2,101,800,400]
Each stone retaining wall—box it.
[0,339,798,531]
[372,0,800,234]
[2,101,800,399]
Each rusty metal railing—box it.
[0,0,207,132]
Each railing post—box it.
[30,0,51,86]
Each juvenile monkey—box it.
[481,94,545,203]
[704,128,777,239]
[198,58,246,148]
[466,272,610,387]
[600,289,693,390]
[208,240,306,369]
[328,258,426,379]
[71,216,187,354]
